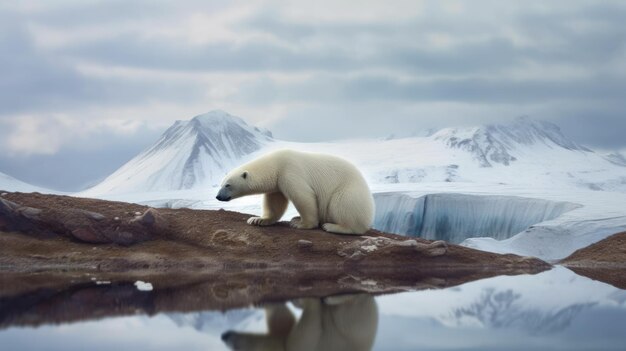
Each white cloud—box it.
[1,0,625,181]
[2,114,150,156]
[3,115,70,155]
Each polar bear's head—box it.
[216,169,249,202]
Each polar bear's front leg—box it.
[247,192,288,226]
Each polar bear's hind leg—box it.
[324,183,373,235]
[285,186,319,229]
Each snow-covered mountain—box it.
[432,116,590,167]
[83,110,273,195]
[605,151,626,166]
[365,117,623,189]
[84,113,625,197]
[0,171,51,193]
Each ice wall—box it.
[373,193,580,243]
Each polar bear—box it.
[221,295,378,351]
[216,149,374,235]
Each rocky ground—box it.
[560,231,626,289]
[0,191,553,328]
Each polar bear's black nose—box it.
[216,187,232,202]
[216,194,231,202]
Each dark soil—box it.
[560,231,626,289]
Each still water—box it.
[1,266,625,351]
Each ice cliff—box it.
[373,192,580,243]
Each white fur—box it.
[222,295,378,351]
[219,149,375,235]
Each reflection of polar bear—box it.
[216,150,374,235]
[222,295,378,351]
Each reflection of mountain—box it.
[451,288,596,335]
[167,309,262,334]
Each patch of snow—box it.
[134,280,153,291]
[361,245,378,252]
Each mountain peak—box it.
[433,117,590,167]
[84,111,274,194]
[493,116,589,151]
[192,109,242,124]
[189,110,273,139]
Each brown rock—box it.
[71,227,109,244]
[78,210,106,221]
[297,239,313,249]
[17,206,42,220]
[418,240,448,257]
[0,198,19,211]
[130,208,165,229]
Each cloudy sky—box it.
[1,0,625,190]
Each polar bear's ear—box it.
[242,171,248,179]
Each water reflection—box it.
[1,267,626,350]
[0,264,528,329]
[222,295,378,351]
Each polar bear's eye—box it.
[225,184,231,188]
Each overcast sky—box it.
[1,0,625,191]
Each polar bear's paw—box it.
[289,216,301,227]
[322,223,360,235]
[247,216,277,226]
[290,216,317,229]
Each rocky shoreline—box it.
[0,191,549,275]
[0,191,558,328]
[560,231,626,289]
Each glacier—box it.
[370,182,626,260]
[373,192,580,244]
